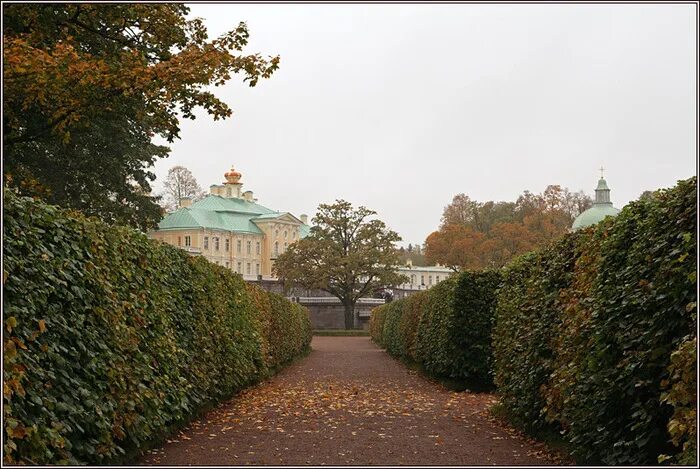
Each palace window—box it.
[185,236,191,247]
[275,229,279,237]
[284,242,288,252]
[293,231,297,239]
[204,237,209,250]
[420,275,425,285]
[247,240,252,254]
[225,239,230,251]
[256,242,261,254]
[214,237,219,251]
[178,236,182,246]
[255,263,260,276]
[246,263,251,275]
[284,230,288,239]
[237,262,242,273]
[411,274,415,285]
[237,239,242,253]
[436,275,440,283]
[274,242,279,256]
[226,261,230,269]
[428,275,433,286]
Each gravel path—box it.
[140,337,564,465]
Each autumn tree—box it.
[273,200,407,329]
[3,4,279,229]
[425,184,593,270]
[162,165,205,211]
[425,225,485,271]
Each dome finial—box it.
[599,165,605,179]
[224,165,242,184]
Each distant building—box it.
[572,172,621,231]
[149,166,310,281]
[392,261,455,300]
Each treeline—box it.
[3,190,312,465]
[425,185,592,270]
[372,177,696,465]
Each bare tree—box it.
[162,166,205,211]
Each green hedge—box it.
[370,270,501,387]
[369,303,388,346]
[659,336,696,465]
[493,176,696,465]
[3,190,312,465]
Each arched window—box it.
[284,230,288,239]
[274,242,279,256]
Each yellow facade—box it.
[149,167,308,280]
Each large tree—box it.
[3,4,279,229]
[162,165,205,211]
[273,200,407,329]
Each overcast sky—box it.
[152,3,697,246]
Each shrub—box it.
[266,292,312,369]
[361,270,500,387]
[398,291,428,361]
[413,272,502,386]
[414,278,458,378]
[382,299,406,358]
[3,190,311,465]
[493,233,581,431]
[492,176,696,465]
[563,178,696,464]
[659,336,697,465]
[451,270,502,385]
[369,304,388,346]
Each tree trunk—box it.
[343,301,355,330]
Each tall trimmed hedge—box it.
[493,176,697,465]
[3,190,312,465]
[370,270,501,387]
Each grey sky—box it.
[152,3,697,246]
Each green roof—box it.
[300,224,311,238]
[156,195,311,236]
[158,207,264,234]
[572,204,620,230]
[190,195,276,215]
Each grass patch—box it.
[313,329,369,336]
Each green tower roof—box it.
[572,175,620,230]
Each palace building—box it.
[149,166,310,280]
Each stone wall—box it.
[248,279,376,330]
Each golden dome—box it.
[224,166,242,184]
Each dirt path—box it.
[140,337,564,465]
